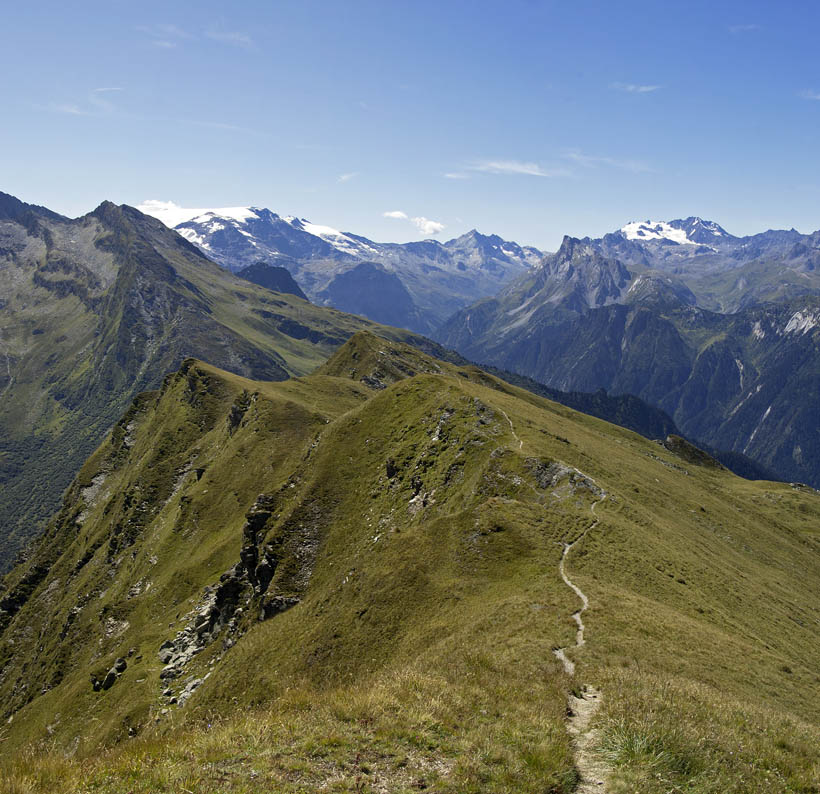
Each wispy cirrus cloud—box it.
[610,82,660,94]
[383,210,444,236]
[137,23,254,49]
[48,87,123,116]
[136,23,193,48]
[800,90,820,101]
[205,29,255,49]
[729,23,761,33]
[443,171,470,179]
[187,119,266,136]
[338,172,359,183]
[467,159,571,178]
[563,149,652,173]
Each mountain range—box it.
[138,201,542,334]
[437,223,820,488]
[0,192,707,572]
[1,191,819,792]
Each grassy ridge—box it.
[0,333,818,792]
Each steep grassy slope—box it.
[0,333,817,793]
[0,195,419,567]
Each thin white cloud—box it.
[563,149,652,174]
[444,172,470,179]
[206,29,254,48]
[729,23,761,33]
[383,210,444,236]
[800,90,820,101]
[412,217,445,236]
[468,159,570,177]
[338,172,359,183]
[153,24,193,38]
[51,103,85,116]
[611,82,660,94]
[89,87,123,112]
[138,24,253,49]
[188,119,264,136]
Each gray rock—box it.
[159,664,180,680]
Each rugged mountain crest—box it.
[0,194,420,568]
[141,203,541,333]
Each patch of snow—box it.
[290,218,379,256]
[620,220,693,245]
[751,320,765,340]
[744,404,772,453]
[728,384,762,418]
[177,228,211,250]
[626,274,646,293]
[705,222,725,236]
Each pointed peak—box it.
[555,235,589,259]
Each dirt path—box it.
[499,407,524,450]
[553,494,611,792]
[567,686,610,792]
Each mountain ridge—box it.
[1,331,817,792]
[0,193,429,568]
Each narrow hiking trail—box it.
[500,409,610,790]
[553,492,611,792]
[553,495,604,675]
[499,407,524,450]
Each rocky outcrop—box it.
[155,492,303,703]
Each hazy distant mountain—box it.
[235,262,308,300]
[437,221,820,487]
[583,217,820,311]
[139,202,543,334]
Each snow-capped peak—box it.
[620,220,694,245]
[619,217,731,246]
[137,200,260,228]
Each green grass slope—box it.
[0,333,818,793]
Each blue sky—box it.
[1,0,819,249]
